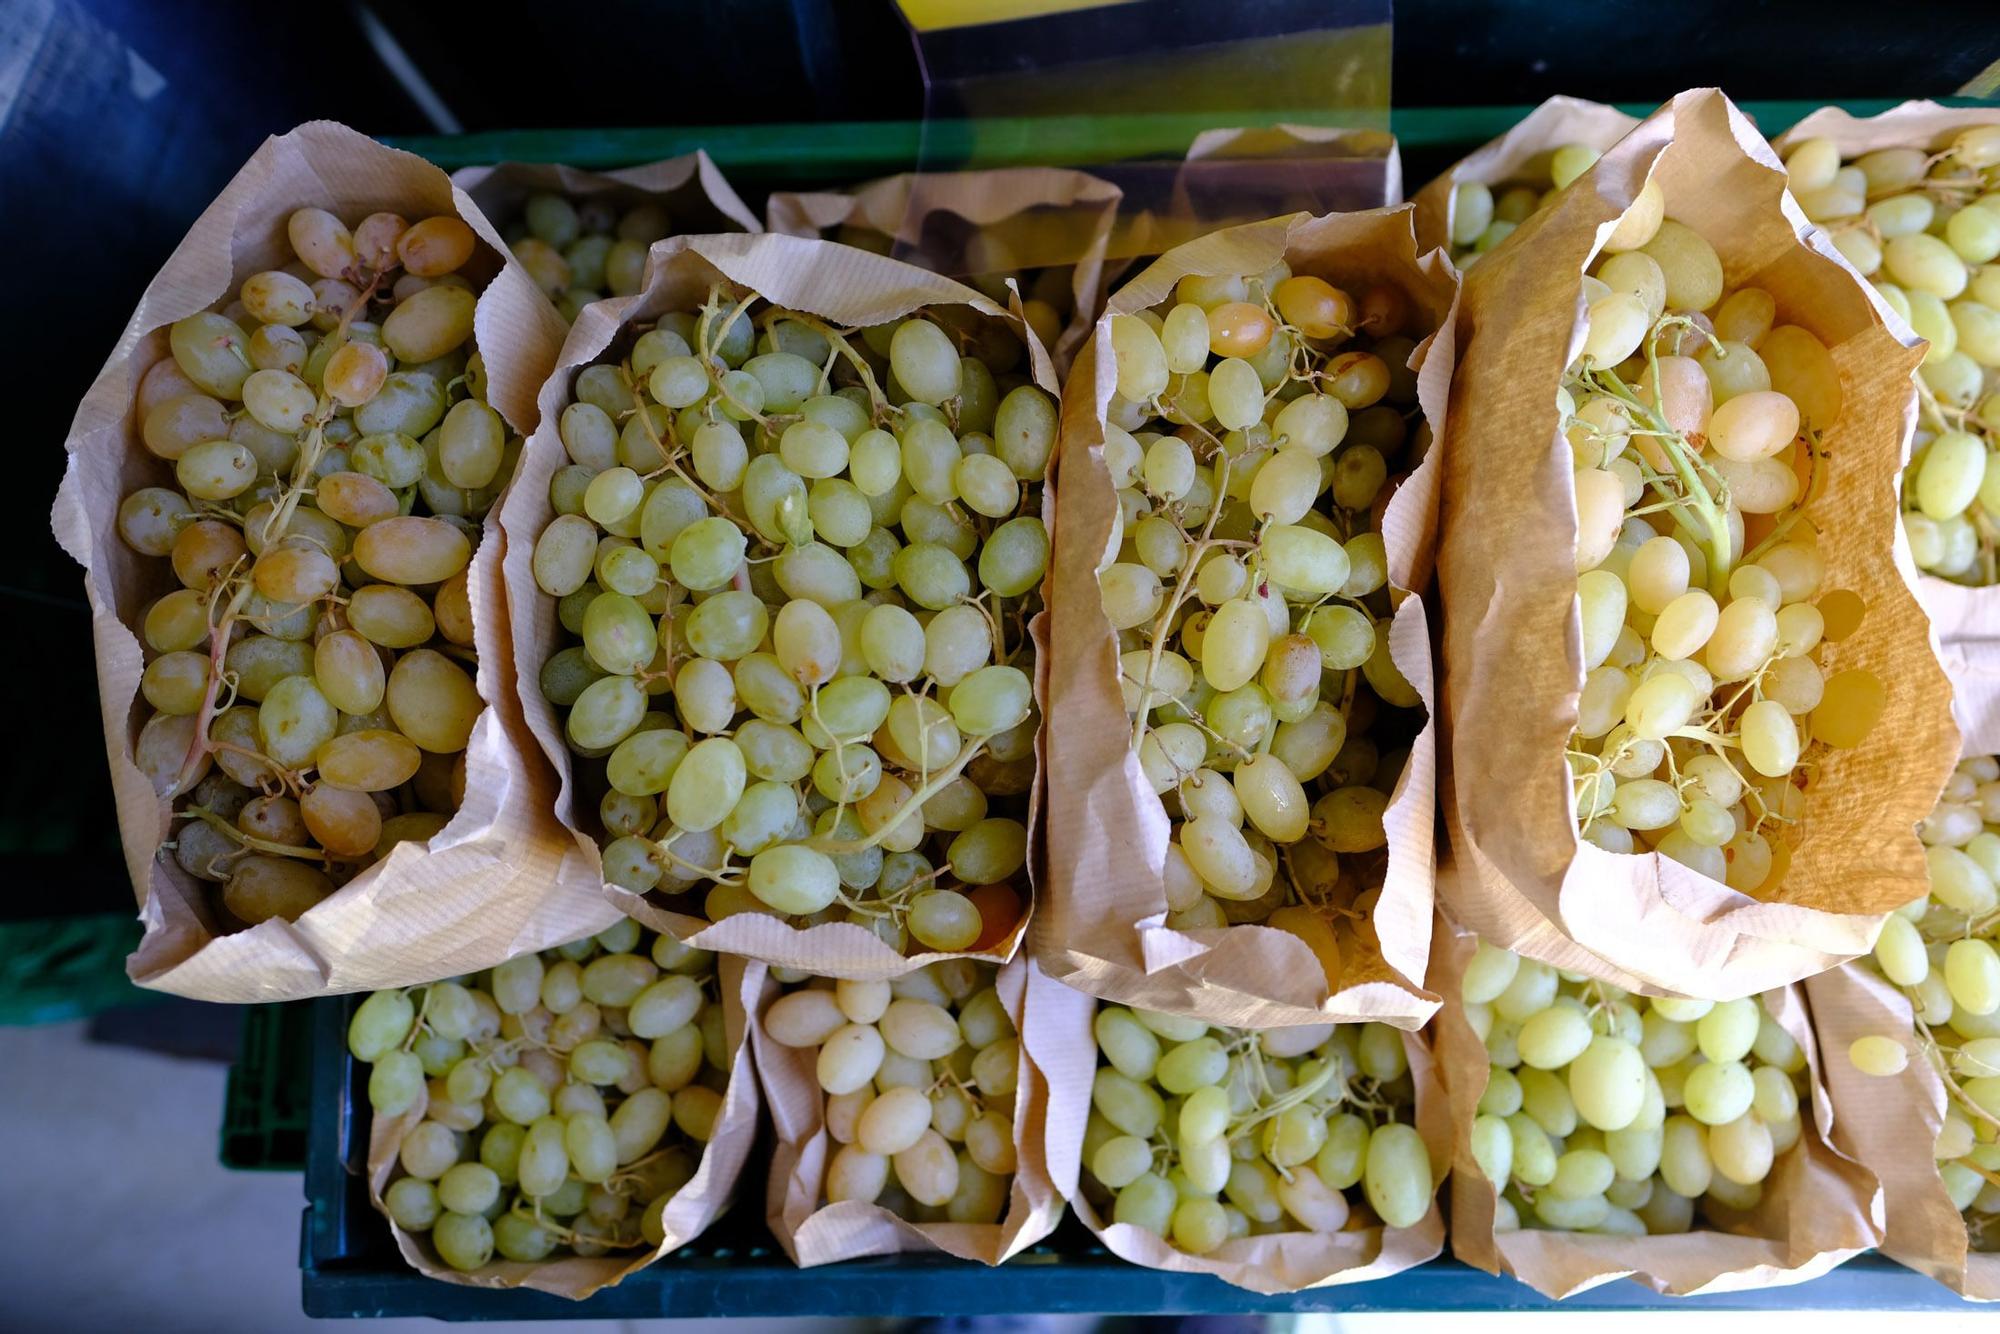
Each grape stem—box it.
[766,310,897,427]
[1127,450,1236,750]
[808,736,989,857]
[181,804,330,864]
[174,270,394,800]
[1587,361,1733,596]
[518,1200,643,1251]
[1914,1011,2000,1137]
[620,363,762,542]
[173,573,256,794]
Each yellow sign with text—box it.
[894,0,1135,33]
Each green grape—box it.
[908,889,980,951]
[1363,1123,1433,1228]
[384,1176,441,1232]
[433,1212,494,1272]
[747,844,840,915]
[349,989,416,1061]
[1095,1007,1162,1080]
[1114,1171,1177,1235]
[367,1049,425,1115]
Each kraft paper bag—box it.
[499,231,1057,978]
[51,120,619,1002]
[752,957,1091,1265]
[1434,87,1957,999]
[1773,101,2000,755]
[1036,206,1457,1029]
[1804,960,2000,1300]
[1434,916,1881,1299]
[366,953,767,1297]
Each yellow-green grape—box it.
[541,302,1040,951]
[117,212,500,913]
[1468,938,1808,1237]
[1099,268,1425,943]
[350,927,732,1271]
[1081,1004,1431,1250]
[762,961,1019,1220]
[1556,163,1866,886]
[1785,138,2000,580]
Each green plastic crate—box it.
[386,99,1998,193]
[220,999,315,1171]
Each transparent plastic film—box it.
[892,0,1395,269]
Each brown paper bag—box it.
[1411,96,1643,256]
[1070,1008,1449,1294]
[1433,916,1881,1298]
[1771,102,2000,756]
[1434,87,1958,999]
[1804,960,2000,1300]
[499,231,1058,977]
[765,169,1118,375]
[49,120,619,1002]
[365,952,767,1298]
[1034,207,1458,1029]
[751,957,1091,1265]
[453,154,761,246]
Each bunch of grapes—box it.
[347,918,734,1271]
[1848,754,2000,1243]
[1781,128,2000,584]
[761,959,1019,1224]
[1093,263,1428,982]
[1560,181,1882,889]
[1079,1007,1433,1253]
[530,287,1051,955]
[1448,142,1613,263]
[499,192,673,321]
[120,207,513,928]
[1461,941,1810,1235]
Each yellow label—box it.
[894,0,1134,33]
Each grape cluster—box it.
[1462,941,1810,1235]
[1850,754,2000,1243]
[1448,141,1609,263]
[119,207,512,928]
[762,960,1019,1224]
[1782,129,2000,584]
[531,288,1051,955]
[1080,1007,1433,1253]
[348,919,734,1271]
[500,192,673,322]
[1560,180,1881,888]
[1094,265,1428,982]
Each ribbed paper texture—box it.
[498,231,1058,976]
[50,120,619,1002]
[1433,87,1958,999]
[1804,960,2000,1300]
[1034,206,1456,1028]
[1772,101,2000,756]
[751,958,1092,1265]
[765,168,1119,375]
[366,953,767,1298]
[1433,916,1881,1298]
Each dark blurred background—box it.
[7,0,1998,921]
